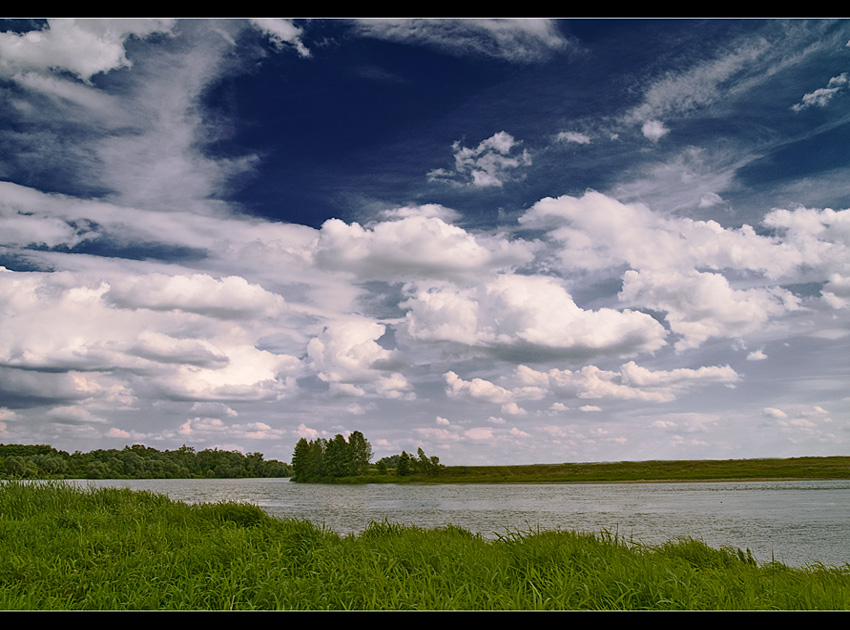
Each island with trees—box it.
[290,431,443,482]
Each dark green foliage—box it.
[412,447,443,476]
[396,451,411,477]
[348,431,373,475]
[289,432,444,483]
[0,442,291,480]
[324,434,355,477]
[291,432,374,482]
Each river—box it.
[79,477,849,568]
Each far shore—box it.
[301,455,850,485]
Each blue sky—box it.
[1,18,849,465]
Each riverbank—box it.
[1,481,848,610]
[314,455,850,485]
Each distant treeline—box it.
[0,443,292,480]
[291,431,443,482]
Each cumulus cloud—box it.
[822,273,850,308]
[522,361,738,403]
[446,360,737,408]
[106,273,287,320]
[747,348,768,361]
[0,18,176,82]
[521,191,811,279]
[427,131,532,188]
[620,269,800,351]
[641,119,668,141]
[307,317,412,399]
[792,73,848,111]
[444,370,523,405]
[519,191,850,350]
[404,273,667,359]
[313,215,533,281]
[0,268,301,404]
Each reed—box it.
[1,481,848,610]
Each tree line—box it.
[291,431,443,482]
[0,443,292,480]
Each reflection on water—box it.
[79,477,850,568]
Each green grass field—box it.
[335,455,850,484]
[1,481,848,610]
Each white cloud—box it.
[378,203,462,223]
[307,317,412,399]
[792,73,848,111]
[822,273,850,308]
[313,215,533,281]
[250,18,310,57]
[444,371,516,405]
[0,268,301,403]
[501,402,527,416]
[0,19,176,82]
[351,18,572,64]
[428,131,532,188]
[641,119,668,141]
[446,360,737,408]
[464,427,494,440]
[620,268,800,351]
[106,273,287,320]
[404,273,667,358]
[624,33,770,126]
[519,191,807,278]
[520,191,848,351]
[763,407,788,419]
[178,417,285,440]
[747,348,768,361]
[556,131,591,144]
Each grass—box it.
[1,481,848,610]
[345,455,850,484]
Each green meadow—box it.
[1,481,848,610]
[327,455,850,484]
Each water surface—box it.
[81,478,850,568]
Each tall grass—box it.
[1,481,848,610]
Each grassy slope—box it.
[1,481,848,610]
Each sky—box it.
[1,18,849,465]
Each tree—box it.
[291,438,311,481]
[348,430,373,475]
[291,437,327,481]
[324,434,354,477]
[397,450,411,476]
[413,447,443,476]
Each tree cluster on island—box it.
[290,431,443,482]
[0,443,292,479]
